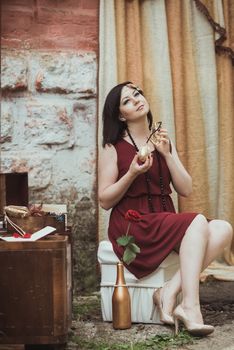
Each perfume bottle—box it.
[112,262,131,329]
[139,121,162,161]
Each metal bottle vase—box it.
[112,261,131,329]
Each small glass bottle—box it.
[112,261,131,329]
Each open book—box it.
[0,226,56,242]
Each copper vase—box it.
[112,261,131,329]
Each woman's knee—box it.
[187,214,210,238]
[192,214,209,229]
[208,219,233,244]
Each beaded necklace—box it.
[126,128,167,212]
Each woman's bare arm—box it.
[164,141,192,197]
[98,144,153,210]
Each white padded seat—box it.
[98,240,179,324]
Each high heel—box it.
[174,316,179,335]
[150,287,174,325]
[173,304,214,336]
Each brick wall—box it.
[1,0,99,294]
[1,0,98,51]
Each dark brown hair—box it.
[102,81,153,147]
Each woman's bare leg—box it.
[177,214,209,323]
[161,218,233,322]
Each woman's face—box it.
[119,85,149,122]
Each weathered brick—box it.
[36,0,82,9]
[0,152,52,189]
[1,0,99,293]
[2,0,34,8]
[73,99,97,148]
[36,9,73,25]
[0,102,13,143]
[2,10,34,34]
[34,53,96,94]
[24,102,75,146]
[52,148,96,193]
[1,0,99,52]
[73,197,98,293]
[1,54,28,91]
[36,8,97,25]
[81,0,99,10]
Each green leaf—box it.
[128,242,140,254]
[116,235,134,247]
[123,246,136,265]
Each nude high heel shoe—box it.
[173,304,214,336]
[150,287,174,325]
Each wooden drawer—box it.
[0,235,72,346]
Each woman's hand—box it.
[99,145,153,210]
[129,153,153,177]
[152,128,171,157]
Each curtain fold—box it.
[115,0,143,85]
[98,0,234,276]
[98,0,118,241]
[215,0,234,264]
[191,0,219,217]
[166,0,210,216]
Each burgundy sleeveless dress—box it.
[108,139,198,279]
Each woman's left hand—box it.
[151,128,171,157]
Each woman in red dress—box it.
[98,82,233,336]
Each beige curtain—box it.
[98,0,118,241]
[99,0,234,278]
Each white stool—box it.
[97,240,179,324]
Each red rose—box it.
[117,209,141,265]
[125,209,141,222]
[12,232,31,238]
[23,233,32,238]
[13,232,21,238]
